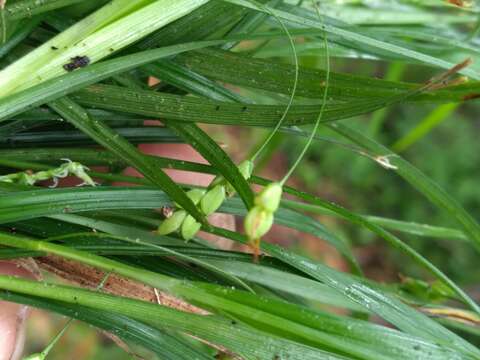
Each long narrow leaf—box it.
[49,97,206,223]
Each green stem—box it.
[280,4,329,186]
[250,0,299,163]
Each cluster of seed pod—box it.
[0,159,96,187]
[157,160,253,241]
[244,182,283,261]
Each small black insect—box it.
[63,55,90,72]
[51,46,59,50]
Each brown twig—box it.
[36,255,207,314]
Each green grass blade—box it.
[143,61,245,102]
[251,177,480,316]
[0,201,475,357]
[0,127,179,148]
[205,259,365,312]
[201,283,474,360]
[207,227,480,359]
[2,149,470,245]
[283,199,468,242]
[0,0,210,96]
[135,0,249,49]
[364,216,467,241]
[2,0,86,21]
[0,276,342,360]
[0,231,471,359]
[48,97,205,223]
[0,147,215,175]
[0,230,368,359]
[224,0,480,79]
[0,39,227,122]
[68,84,454,127]
[0,17,41,59]
[0,182,356,274]
[0,291,212,360]
[175,48,480,102]
[0,185,170,223]
[328,122,480,253]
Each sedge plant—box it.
[0,1,480,359]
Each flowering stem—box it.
[249,0,299,163]
[280,3,330,186]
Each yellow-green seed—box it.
[187,188,206,204]
[174,188,206,209]
[200,184,226,215]
[226,160,254,196]
[181,214,202,241]
[238,159,254,180]
[244,206,274,240]
[255,182,282,213]
[210,174,225,188]
[157,210,187,235]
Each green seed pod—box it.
[255,182,282,213]
[238,160,254,180]
[226,160,254,196]
[157,210,187,235]
[181,214,202,241]
[244,206,274,240]
[210,174,226,187]
[187,188,206,204]
[200,184,226,215]
[174,188,206,209]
